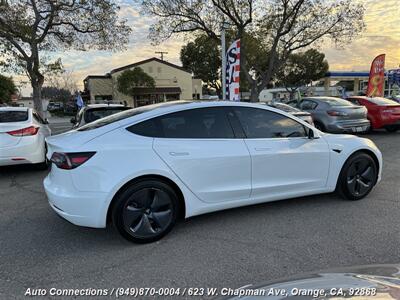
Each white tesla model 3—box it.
[44,101,382,243]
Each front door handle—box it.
[254,147,272,152]
[169,152,190,156]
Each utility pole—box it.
[221,21,230,101]
[155,51,168,61]
[221,24,226,101]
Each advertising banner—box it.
[366,54,386,97]
[226,39,241,101]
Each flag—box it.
[226,39,240,101]
[366,54,385,97]
[76,93,84,108]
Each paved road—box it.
[0,128,399,299]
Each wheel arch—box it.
[336,148,380,188]
[106,174,186,225]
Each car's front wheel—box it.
[336,152,377,200]
[385,125,398,133]
[112,180,179,243]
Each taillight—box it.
[327,110,347,117]
[7,126,39,136]
[50,152,96,170]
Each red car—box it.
[347,96,400,132]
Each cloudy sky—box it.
[13,0,400,95]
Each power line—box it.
[155,51,168,61]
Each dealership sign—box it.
[225,39,240,101]
[366,54,385,97]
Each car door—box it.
[152,107,251,203]
[232,107,330,199]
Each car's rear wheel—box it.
[336,153,377,200]
[112,180,179,243]
[385,125,398,133]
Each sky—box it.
[10,0,400,96]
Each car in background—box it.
[290,97,370,133]
[44,101,382,243]
[47,102,63,112]
[70,104,131,128]
[0,107,51,168]
[347,96,400,132]
[266,102,314,125]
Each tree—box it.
[117,67,156,98]
[276,49,329,99]
[140,0,365,101]
[0,0,131,116]
[0,74,17,104]
[41,86,71,103]
[180,35,221,95]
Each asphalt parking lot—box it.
[1,120,399,299]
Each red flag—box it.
[366,54,385,97]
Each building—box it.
[83,57,202,107]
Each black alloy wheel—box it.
[337,153,377,200]
[113,180,179,243]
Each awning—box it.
[133,87,181,95]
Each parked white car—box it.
[44,101,382,243]
[0,107,51,167]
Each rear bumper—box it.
[326,119,370,133]
[0,137,45,166]
[44,168,108,228]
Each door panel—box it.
[245,137,330,197]
[232,106,330,198]
[153,139,251,203]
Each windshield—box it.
[0,111,29,123]
[78,101,191,131]
[367,97,399,105]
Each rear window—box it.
[84,107,130,123]
[367,97,399,105]
[0,111,28,123]
[78,101,191,131]
[319,98,354,107]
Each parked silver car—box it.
[71,104,131,128]
[266,102,314,125]
[290,97,370,133]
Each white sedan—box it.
[44,101,382,243]
[0,107,51,167]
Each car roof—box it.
[0,106,30,112]
[86,104,125,108]
[302,96,344,101]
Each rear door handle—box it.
[254,147,272,152]
[169,152,190,156]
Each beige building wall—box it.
[85,58,199,107]
[86,78,113,102]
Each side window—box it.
[233,107,307,139]
[127,107,235,138]
[300,100,318,110]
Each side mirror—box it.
[308,128,317,139]
[44,118,49,124]
[70,117,76,124]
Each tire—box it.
[112,180,180,243]
[336,153,377,200]
[385,125,398,133]
[314,121,325,132]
